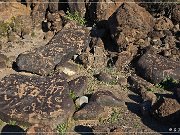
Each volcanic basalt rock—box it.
[0,72,89,129]
[151,97,180,125]
[73,91,124,120]
[0,73,75,128]
[137,48,180,84]
[16,21,91,75]
[87,0,125,22]
[68,0,87,17]
[108,2,154,51]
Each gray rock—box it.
[73,90,124,120]
[16,22,91,75]
[55,61,79,76]
[75,96,89,107]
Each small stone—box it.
[75,96,89,107]
[118,76,127,86]
[55,61,79,76]
[95,71,115,83]
[163,50,171,57]
[0,61,7,69]
[150,38,162,46]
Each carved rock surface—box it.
[16,22,90,75]
[0,73,75,128]
[137,49,180,84]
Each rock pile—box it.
[0,0,180,134]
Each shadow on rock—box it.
[1,124,25,135]
[74,125,94,135]
[128,94,142,104]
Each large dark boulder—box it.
[108,2,154,51]
[137,48,180,84]
[16,22,91,75]
[0,73,75,128]
[151,97,180,125]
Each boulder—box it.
[108,3,154,51]
[87,0,125,23]
[31,0,49,30]
[90,91,125,107]
[16,21,91,75]
[137,48,180,84]
[0,1,30,22]
[68,0,86,17]
[172,4,180,24]
[0,73,75,128]
[73,90,124,120]
[151,97,180,125]
[95,71,116,84]
[154,17,174,31]
[48,0,59,13]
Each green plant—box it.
[9,120,17,125]
[0,119,5,127]
[31,31,36,37]
[69,90,77,100]
[65,10,86,26]
[100,108,121,124]
[57,122,68,135]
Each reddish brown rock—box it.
[0,1,30,22]
[26,124,56,135]
[115,51,133,71]
[172,4,180,24]
[108,2,154,51]
[154,17,174,31]
[151,97,180,125]
[88,0,126,22]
